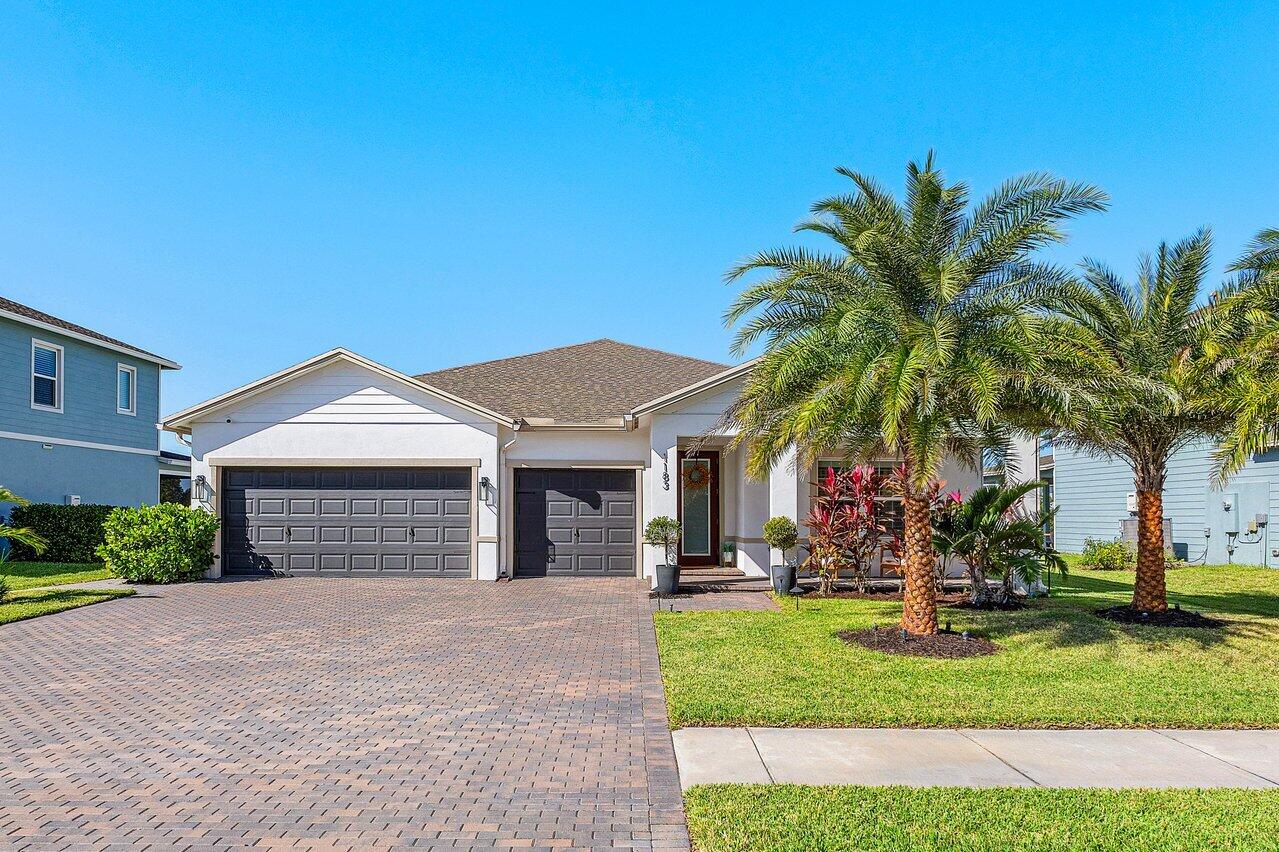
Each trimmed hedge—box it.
[7,503,115,563]
[97,504,219,584]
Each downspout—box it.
[497,424,520,580]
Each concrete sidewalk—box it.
[673,728,1279,789]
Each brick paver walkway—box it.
[0,578,688,851]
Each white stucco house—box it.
[162,340,979,584]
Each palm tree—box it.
[724,154,1108,634]
[1053,229,1279,612]
[933,481,1064,606]
[0,486,47,557]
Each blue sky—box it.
[1,2,1275,449]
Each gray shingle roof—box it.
[0,295,172,364]
[417,339,730,423]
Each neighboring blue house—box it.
[0,296,188,508]
[1049,436,1279,568]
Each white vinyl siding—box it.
[117,364,136,415]
[31,339,63,412]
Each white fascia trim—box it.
[162,348,516,433]
[0,307,180,369]
[0,429,160,456]
[207,457,483,467]
[517,418,630,430]
[629,358,758,417]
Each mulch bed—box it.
[1095,604,1225,629]
[837,626,1001,659]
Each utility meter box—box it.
[1126,492,1138,514]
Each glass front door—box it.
[677,450,719,566]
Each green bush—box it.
[96,504,219,584]
[0,575,8,604]
[763,516,798,552]
[7,503,115,563]
[1080,536,1135,571]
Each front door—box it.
[677,450,720,566]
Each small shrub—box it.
[7,503,115,563]
[0,575,8,604]
[763,516,798,556]
[97,504,220,584]
[1080,537,1135,571]
[644,516,681,566]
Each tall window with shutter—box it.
[31,340,63,412]
[117,364,136,415]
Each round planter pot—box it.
[655,564,681,596]
[770,563,796,595]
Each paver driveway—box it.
[0,578,688,851]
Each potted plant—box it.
[644,516,682,595]
[763,516,798,594]
[720,540,736,568]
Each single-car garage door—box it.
[222,467,472,576]
[514,468,636,577]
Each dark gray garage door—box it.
[222,467,472,576]
[514,468,636,577]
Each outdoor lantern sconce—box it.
[479,476,492,501]
[193,475,211,504]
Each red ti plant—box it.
[803,465,890,595]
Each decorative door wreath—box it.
[682,460,713,491]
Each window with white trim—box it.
[31,340,63,412]
[816,460,905,537]
[116,364,136,415]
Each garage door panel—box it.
[288,498,317,515]
[288,470,319,488]
[319,526,348,543]
[286,553,317,572]
[223,467,472,577]
[257,498,286,515]
[319,498,348,516]
[289,525,317,544]
[514,468,636,577]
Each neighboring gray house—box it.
[0,296,187,507]
[1048,436,1279,567]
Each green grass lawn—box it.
[0,587,133,626]
[0,561,112,590]
[656,564,1279,728]
[685,785,1279,852]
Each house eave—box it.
[629,358,758,417]
[0,306,181,369]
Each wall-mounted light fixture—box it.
[479,476,492,501]
[193,475,211,504]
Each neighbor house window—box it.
[31,340,63,412]
[116,364,136,415]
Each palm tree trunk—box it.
[1132,489,1167,612]
[900,494,939,635]
[967,562,991,605]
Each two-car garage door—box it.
[222,467,472,576]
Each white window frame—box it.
[30,339,63,413]
[116,363,137,415]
